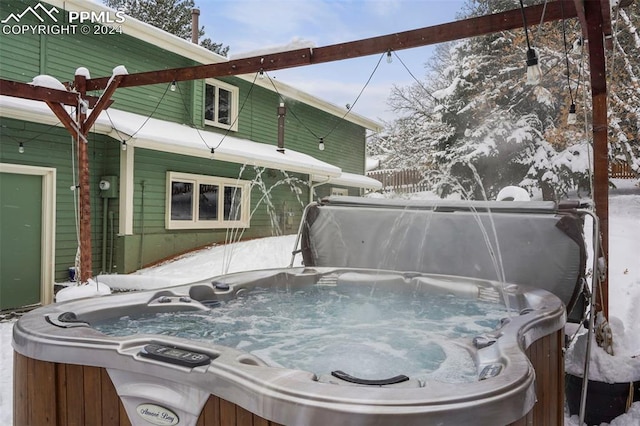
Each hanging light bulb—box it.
[526,48,542,85]
[170,81,176,92]
[259,69,265,79]
[18,142,24,154]
[121,140,127,151]
[210,147,215,159]
[386,50,393,64]
[567,103,577,125]
[519,0,541,86]
[318,138,325,151]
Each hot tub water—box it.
[93,283,507,383]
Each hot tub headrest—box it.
[301,196,586,319]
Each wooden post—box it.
[75,74,93,283]
[583,0,609,317]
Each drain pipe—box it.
[101,198,109,273]
[277,103,286,153]
[138,180,146,269]
[108,210,115,273]
[191,8,200,44]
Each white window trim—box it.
[166,171,250,230]
[330,187,349,196]
[204,78,239,131]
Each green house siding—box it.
[116,147,309,272]
[0,117,120,281]
[1,0,372,284]
[221,76,366,174]
[1,0,199,124]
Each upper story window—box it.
[166,172,250,230]
[204,79,239,131]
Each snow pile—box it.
[132,234,299,288]
[565,326,640,383]
[112,65,128,76]
[496,186,530,201]
[54,279,112,303]
[565,403,640,426]
[29,75,67,91]
[230,37,316,60]
[75,67,91,79]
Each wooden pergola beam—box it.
[0,79,101,107]
[84,1,578,92]
[84,74,123,131]
[44,101,83,138]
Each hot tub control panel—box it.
[139,344,212,368]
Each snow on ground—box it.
[1,180,639,425]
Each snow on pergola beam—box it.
[0,78,102,107]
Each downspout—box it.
[138,180,146,269]
[101,198,109,273]
[277,103,286,153]
[108,210,115,273]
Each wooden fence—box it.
[367,168,429,193]
[368,163,636,195]
[610,162,637,179]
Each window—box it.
[167,172,250,229]
[204,79,239,131]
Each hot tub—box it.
[13,267,565,426]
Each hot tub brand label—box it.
[136,403,179,426]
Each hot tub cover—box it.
[300,196,587,320]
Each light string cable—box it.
[264,51,385,142]
[391,50,451,110]
[2,120,62,153]
[519,0,534,52]
[534,0,550,42]
[576,36,595,199]
[103,81,172,147]
[561,0,575,106]
[174,71,260,154]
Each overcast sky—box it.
[197,0,467,123]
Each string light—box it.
[259,69,264,79]
[18,142,24,153]
[170,81,176,92]
[210,147,215,159]
[318,138,325,151]
[386,50,393,64]
[121,140,127,151]
[561,1,577,126]
[567,103,577,125]
[525,49,542,85]
[519,0,541,85]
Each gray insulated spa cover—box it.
[301,196,587,319]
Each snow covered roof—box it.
[44,0,382,133]
[312,172,382,190]
[0,95,381,189]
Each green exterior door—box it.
[0,172,42,310]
